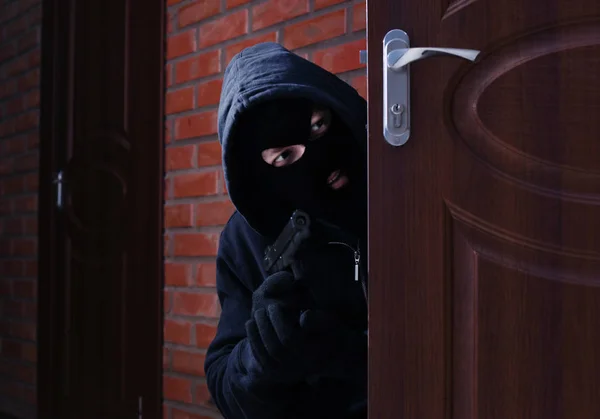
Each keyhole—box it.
[390,104,405,128]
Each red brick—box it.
[18,0,39,14]
[165,262,192,286]
[196,263,217,287]
[0,80,18,99]
[196,79,223,107]
[194,382,213,406]
[220,170,228,194]
[315,0,344,10]
[173,233,219,257]
[167,29,197,59]
[13,279,35,299]
[172,350,206,376]
[0,240,11,257]
[197,141,222,166]
[5,16,28,38]
[25,172,38,192]
[0,280,11,296]
[27,5,42,25]
[2,300,22,317]
[6,55,29,77]
[164,319,192,345]
[172,171,219,198]
[20,342,36,363]
[166,11,174,33]
[3,177,24,195]
[196,200,235,226]
[0,2,18,23]
[226,0,251,8]
[224,32,277,64]
[173,292,220,317]
[14,153,38,172]
[166,86,195,114]
[2,340,21,358]
[283,10,346,50]
[195,323,218,348]
[18,69,40,90]
[18,29,39,52]
[15,110,38,132]
[179,0,220,27]
[4,218,23,235]
[198,10,248,48]
[168,0,183,4]
[165,120,173,144]
[165,290,172,313]
[174,110,218,140]
[26,132,39,149]
[24,217,37,235]
[164,234,171,257]
[0,44,17,63]
[166,144,195,171]
[7,136,26,154]
[14,196,37,212]
[163,348,170,370]
[6,97,24,115]
[22,387,35,405]
[24,89,40,108]
[350,74,367,99]
[163,376,192,403]
[313,39,366,74]
[352,2,366,31]
[172,407,213,419]
[10,321,35,341]
[175,50,221,84]
[28,48,41,68]
[166,63,173,88]
[23,261,37,278]
[164,203,193,228]
[252,0,308,31]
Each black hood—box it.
[218,42,367,238]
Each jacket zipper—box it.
[327,241,368,301]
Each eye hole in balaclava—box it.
[232,97,366,239]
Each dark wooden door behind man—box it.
[38,1,164,418]
[367,0,600,418]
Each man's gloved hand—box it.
[243,271,362,384]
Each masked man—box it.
[204,42,368,419]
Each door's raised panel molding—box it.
[446,200,600,284]
[451,21,600,203]
[441,0,479,20]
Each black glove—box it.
[243,271,355,384]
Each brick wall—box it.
[0,0,42,418]
[163,0,366,417]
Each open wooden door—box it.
[367,1,600,418]
[38,1,164,418]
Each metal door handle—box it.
[388,47,480,70]
[383,29,480,146]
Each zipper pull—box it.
[354,251,360,282]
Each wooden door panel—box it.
[367,0,600,418]
[65,1,132,416]
[451,210,600,418]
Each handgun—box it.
[263,210,312,276]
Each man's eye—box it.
[273,149,292,166]
[309,109,331,139]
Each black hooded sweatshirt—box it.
[204,42,368,419]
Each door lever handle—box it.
[388,47,480,70]
[383,30,480,146]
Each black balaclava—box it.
[233,97,366,242]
